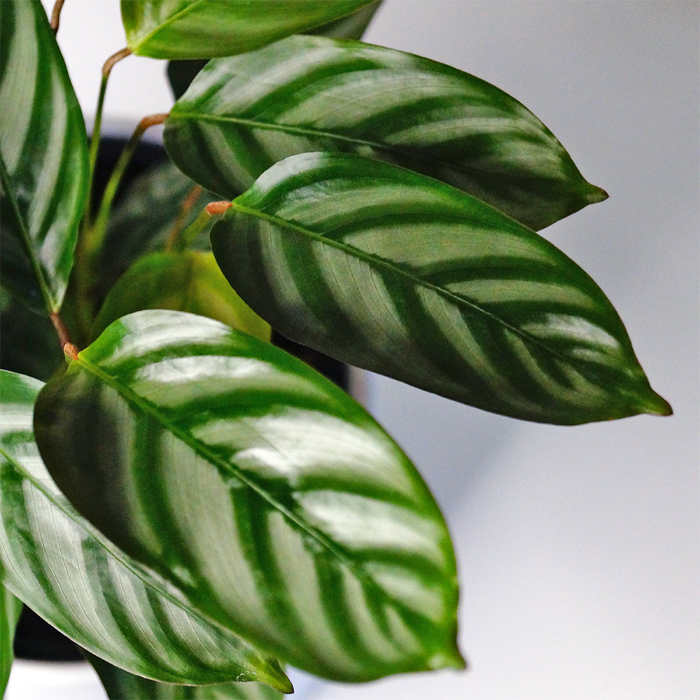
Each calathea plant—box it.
[0,1,672,698]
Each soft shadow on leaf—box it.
[0,370,291,692]
[34,310,464,682]
[210,152,670,425]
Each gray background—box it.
[9,2,699,699]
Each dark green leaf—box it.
[168,60,209,101]
[92,251,271,342]
[0,0,89,313]
[34,310,464,682]
[97,160,218,298]
[1,584,22,697]
[0,294,63,381]
[121,0,376,59]
[88,652,285,700]
[164,34,605,230]
[0,370,291,691]
[304,0,383,40]
[210,153,671,425]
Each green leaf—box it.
[97,160,218,298]
[164,34,605,231]
[92,251,272,342]
[0,296,63,381]
[1,584,22,697]
[0,0,89,313]
[304,0,383,40]
[88,652,285,700]
[0,370,291,692]
[210,152,671,425]
[34,310,464,682]
[121,0,376,59]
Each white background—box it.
[9,2,699,699]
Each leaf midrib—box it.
[229,201,600,374]
[168,112,546,188]
[74,354,411,617]
[0,150,54,313]
[128,0,207,51]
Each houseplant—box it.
[0,3,667,694]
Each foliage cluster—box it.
[0,1,670,698]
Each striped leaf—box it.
[0,0,88,313]
[33,310,464,682]
[164,34,605,231]
[210,152,671,425]
[0,370,291,692]
[92,251,271,342]
[121,0,376,59]
[88,652,284,700]
[1,584,22,697]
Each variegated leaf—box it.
[88,652,284,700]
[121,0,376,59]
[34,310,464,682]
[164,34,605,230]
[0,370,291,692]
[210,152,671,425]
[0,0,88,313]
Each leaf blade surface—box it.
[0,370,290,691]
[34,310,463,682]
[0,584,21,697]
[210,152,670,425]
[121,0,376,59]
[0,0,88,313]
[164,34,605,230]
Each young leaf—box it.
[164,34,605,230]
[121,0,376,59]
[87,652,284,700]
[34,310,464,682]
[210,153,671,425]
[92,251,272,342]
[0,370,291,692]
[0,0,89,313]
[1,584,22,697]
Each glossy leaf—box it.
[34,310,463,682]
[1,584,21,697]
[303,0,383,40]
[0,370,291,691]
[92,251,271,342]
[121,0,376,59]
[210,153,671,425]
[164,34,605,230]
[0,0,88,313]
[98,160,218,298]
[88,652,284,700]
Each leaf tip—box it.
[586,184,609,204]
[640,390,673,417]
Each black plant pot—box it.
[12,135,349,663]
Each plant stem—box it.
[90,113,169,252]
[50,311,72,349]
[86,47,132,224]
[50,0,66,33]
[164,185,203,252]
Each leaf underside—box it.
[121,0,377,59]
[0,370,291,691]
[34,310,463,682]
[0,0,88,313]
[210,153,671,425]
[164,34,606,230]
